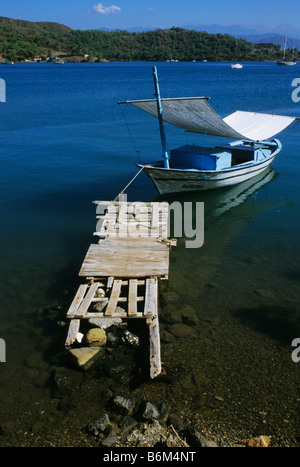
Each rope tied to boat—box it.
[113,165,149,202]
[120,105,142,163]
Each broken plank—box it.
[65,319,80,347]
[107,276,114,289]
[105,279,122,316]
[128,279,138,316]
[144,278,158,317]
[66,284,88,317]
[76,282,100,317]
[148,315,161,379]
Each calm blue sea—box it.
[0,62,300,445]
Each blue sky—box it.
[0,0,299,31]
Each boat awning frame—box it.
[118,97,298,141]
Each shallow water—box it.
[0,62,300,446]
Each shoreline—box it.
[0,296,298,448]
[1,59,292,64]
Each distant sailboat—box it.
[231,63,243,69]
[231,39,243,69]
[276,37,297,66]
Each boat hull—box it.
[276,61,296,66]
[138,150,279,195]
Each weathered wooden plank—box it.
[79,240,169,278]
[144,278,158,317]
[105,279,122,316]
[66,284,88,317]
[148,315,161,379]
[121,279,145,286]
[76,282,100,317]
[88,236,169,248]
[128,279,138,316]
[65,319,80,346]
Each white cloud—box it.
[93,3,121,15]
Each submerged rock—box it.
[68,347,105,370]
[102,435,118,447]
[113,394,134,415]
[239,435,271,447]
[88,317,122,329]
[106,329,120,346]
[126,420,169,447]
[86,328,106,347]
[142,400,169,422]
[121,330,139,347]
[160,329,176,343]
[181,305,198,326]
[53,366,83,395]
[167,323,196,338]
[186,428,218,447]
[87,413,110,436]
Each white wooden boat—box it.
[119,67,298,195]
[137,141,280,194]
[231,63,243,69]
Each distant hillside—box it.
[0,16,298,62]
[66,27,285,62]
[0,16,71,34]
[0,16,73,60]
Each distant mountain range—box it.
[180,23,300,49]
[181,23,300,39]
[0,15,298,62]
[113,23,300,50]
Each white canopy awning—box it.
[119,97,297,141]
[223,110,296,141]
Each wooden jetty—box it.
[65,196,175,378]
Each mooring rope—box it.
[113,165,147,202]
[120,106,142,163]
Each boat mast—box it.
[283,36,287,60]
[152,66,170,169]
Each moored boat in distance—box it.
[276,61,296,66]
[276,36,297,66]
[231,39,243,69]
[231,63,243,69]
[118,67,299,196]
[53,58,64,64]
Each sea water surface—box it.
[0,61,300,446]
